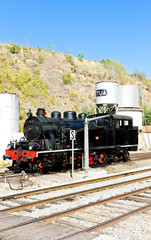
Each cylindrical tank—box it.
[96,81,118,106]
[0,93,19,162]
[118,85,139,108]
[0,93,19,135]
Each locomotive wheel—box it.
[112,153,118,162]
[98,153,108,165]
[123,151,130,162]
[29,163,33,172]
[103,153,108,164]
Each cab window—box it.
[115,120,122,129]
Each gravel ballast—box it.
[0,157,151,240]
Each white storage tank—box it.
[118,85,139,108]
[0,93,19,162]
[118,108,143,131]
[96,81,118,106]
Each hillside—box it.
[0,43,151,130]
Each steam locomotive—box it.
[3,108,138,172]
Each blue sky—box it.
[0,0,151,78]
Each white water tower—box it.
[95,81,118,113]
[0,93,19,162]
[118,85,142,130]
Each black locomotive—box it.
[4,108,138,172]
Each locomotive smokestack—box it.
[36,108,46,117]
[27,109,32,118]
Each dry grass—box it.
[0,43,151,121]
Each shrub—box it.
[132,71,146,80]
[73,103,79,111]
[19,119,24,132]
[71,90,77,99]
[33,68,40,77]
[0,61,48,99]
[100,58,127,80]
[10,45,21,54]
[64,49,74,65]
[49,95,55,104]
[62,73,72,85]
[38,55,44,64]
[81,105,95,115]
[78,54,84,62]
[143,106,151,125]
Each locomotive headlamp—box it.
[7,144,11,150]
[28,142,34,151]
[7,142,13,150]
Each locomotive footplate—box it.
[4,150,37,162]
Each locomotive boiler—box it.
[3,108,138,172]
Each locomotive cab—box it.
[85,114,138,165]
[112,115,138,148]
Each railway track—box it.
[0,186,151,238]
[0,167,151,239]
[60,198,151,240]
[130,151,151,160]
[0,174,151,213]
[0,167,151,201]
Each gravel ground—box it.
[0,157,151,240]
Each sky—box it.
[0,0,151,78]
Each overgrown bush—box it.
[143,106,151,125]
[62,73,72,85]
[64,49,74,65]
[10,45,21,54]
[78,54,84,62]
[131,71,146,80]
[71,90,77,99]
[73,103,79,111]
[38,55,44,64]
[0,58,48,98]
[81,105,95,115]
[100,58,127,81]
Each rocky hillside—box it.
[0,43,151,130]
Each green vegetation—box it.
[47,45,57,54]
[100,59,127,82]
[49,95,55,104]
[64,49,74,65]
[73,103,79,111]
[77,54,84,62]
[143,106,151,125]
[19,110,24,132]
[38,55,44,64]
[0,57,48,98]
[81,105,95,115]
[9,44,21,54]
[71,90,77,99]
[131,71,146,80]
[62,72,72,85]
[0,52,50,130]
[1,43,151,130]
